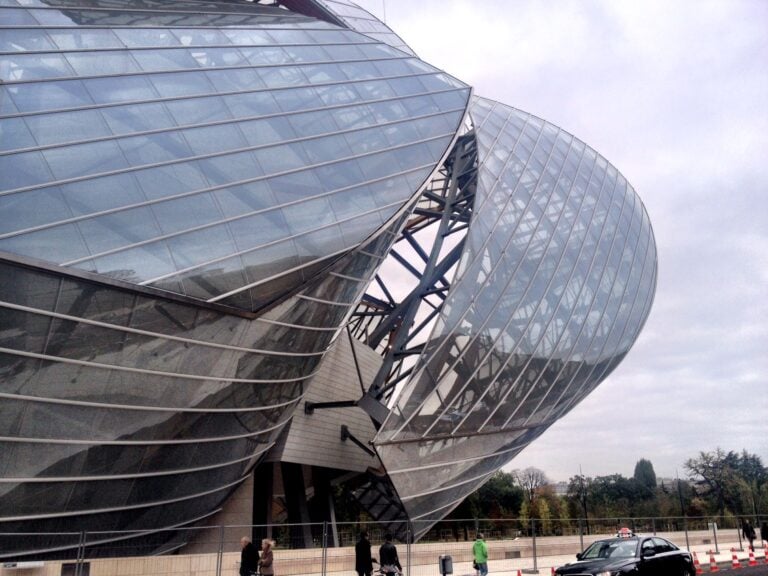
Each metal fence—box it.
[2,516,766,576]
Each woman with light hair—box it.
[259,539,275,576]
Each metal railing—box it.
[1,516,766,576]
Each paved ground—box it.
[459,562,768,575]
[419,547,768,576]
[735,566,768,576]
[699,551,768,573]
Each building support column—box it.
[253,462,274,542]
[281,462,313,548]
[312,467,340,547]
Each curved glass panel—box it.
[0,0,468,312]
[0,0,656,557]
[0,202,410,556]
[374,96,657,537]
[309,0,418,56]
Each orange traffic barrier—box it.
[731,549,742,569]
[551,568,556,576]
[709,551,720,572]
[693,551,703,574]
[748,548,758,566]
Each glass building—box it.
[0,0,657,558]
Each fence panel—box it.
[1,515,766,576]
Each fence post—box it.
[712,521,720,554]
[578,518,584,553]
[683,516,690,551]
[75,531,86,576]
[651,517,656,535]
[322,521,328,576]
[406,522,412,576]
[216,525,224,576]
[531,518,538,573]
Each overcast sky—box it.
[355,0,768,482]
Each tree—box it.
[566,474,592,533]
[684,448,767,517]
[513,467,550,506]
[478,471,524,518]
[589,474,642,517]
[633,458,657,495]
[538,498,552,535]
[735,451,767,487]
[685,448,733,515]
[735,450,768,518]
[519,498,530,530]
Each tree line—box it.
[440,448,767,526]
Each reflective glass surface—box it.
[311,0,418,56]
[374,96,657,536]
[0,0,469,313]
[0,0,657,556]
[0,204,403,556]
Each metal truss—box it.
[349,129,478,417]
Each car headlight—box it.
[595,572,616,576]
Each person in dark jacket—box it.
[355,530,376,576]
[743,519,756,550]
[239,536,259,576]
[378,533,402,576]
[761,521,768,548]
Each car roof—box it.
[592,535,678,546]
[593,536,640,543]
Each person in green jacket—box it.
[472,533,489,576]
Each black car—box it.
[555,535,695,576]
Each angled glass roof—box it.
[0,0,468,311]
[309,0,417,56]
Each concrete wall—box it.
[184,474,255,555]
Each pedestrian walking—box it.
[239,536,259,576]
[355,530,376,576]
[259,539,275,576]
[743,519,756,550]
[472,532,489,576]
[378,533,402,576]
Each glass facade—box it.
[0,0,467,311]
[310,0,417,56]
[375,97,657,534]
[0,209,411,556]
[0,0,656,557]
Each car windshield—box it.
[581,539,637,559]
